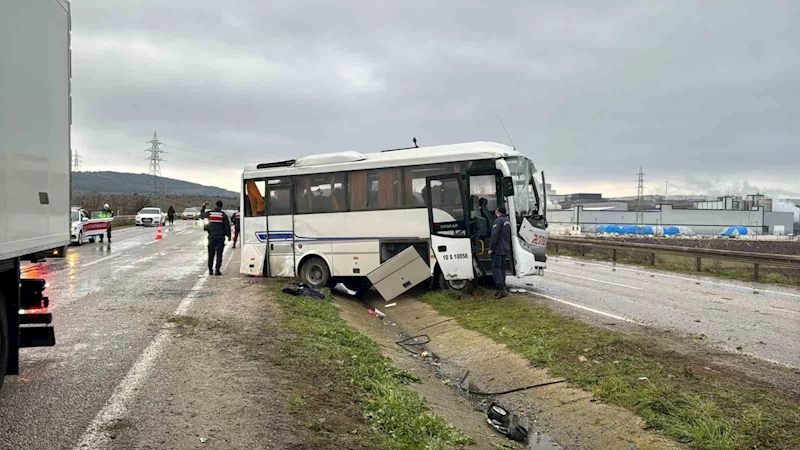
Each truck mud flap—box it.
[18,279,56,347]
[19,325,55,348]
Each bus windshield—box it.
[505,156,540,217]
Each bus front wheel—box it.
[300,256,330,289]
[438,272,475,294]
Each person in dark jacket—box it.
[231,209,241,249]
[488,205,512,298]
[200,200,232,276]
[167,206,176,226]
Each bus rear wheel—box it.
[438,272,475,294]
[1,291,8,391]
[300,257,330,289]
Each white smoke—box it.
[773,199,800,223]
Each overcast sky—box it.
[70,1,799,198]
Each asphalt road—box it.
[516,253,800,368]
[1,222,221,449]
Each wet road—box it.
[516,254,800,368]
[1,222,220,449]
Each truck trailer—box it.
[1,0,70,390]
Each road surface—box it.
[1,223,227,449]
[516,254,800,368]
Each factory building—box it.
[548,196,794,236]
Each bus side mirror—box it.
[502,177,515,196]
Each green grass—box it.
[422,290,800,450]
[270,284,472,450]
[554,248,800,287]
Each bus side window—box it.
[268,187,292,215]
[295,173,345,214]
[244,180,266,216]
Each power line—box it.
[144,131,167,200]
[72,148,82,172]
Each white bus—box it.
[239,141,548,291]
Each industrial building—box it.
[548,196,794,236]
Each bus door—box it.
[242,180,268,276]
[426,174,474,281]
[467,173,500,276]
[265,183,295,278]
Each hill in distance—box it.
[73,171,238,198]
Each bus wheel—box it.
[1,291,8,390]
[438,272,475,294]
[300,257,330,289]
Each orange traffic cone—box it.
[155,224,163,241]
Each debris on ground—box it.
[333,283,358,296]
[281,284,325,299]
[384,302,397,308]
[578,355,587,363]
[486,403,528,443]
[367,308,386,319]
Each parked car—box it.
[182,207,200,220]
[135,207,166,227]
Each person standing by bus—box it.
[200,200,231,276]
[97,203,114,243]
[488,205,511,298]
[231,209,241,249]
[167,206,176,227]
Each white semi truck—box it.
[1,0,70,390]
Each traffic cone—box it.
[155,224,163,241]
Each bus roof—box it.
[243,141,528,178]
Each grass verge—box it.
[270,283,472,450]
[422,289,800,450]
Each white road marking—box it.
[221,242,235,273]
[554,256,800,299]
[74,270,209,449]
[80,253,122,268]
[75,244,236,448]
[533,292,637,324]
[548,269,643,290]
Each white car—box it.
[71,208,112,245]
[135,207,166,227]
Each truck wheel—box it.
[1,291,8,390]
[438,272,475,294]
[300,257,330,289]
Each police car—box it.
[71,207,112,245]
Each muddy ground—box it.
[108,269,380,450]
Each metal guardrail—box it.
[549,236,800,281]
[113,215,136,226]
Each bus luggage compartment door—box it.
[426,174,474,281]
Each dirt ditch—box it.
[334,291,681,450]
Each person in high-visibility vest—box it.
[97,203,114,243]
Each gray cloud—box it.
[69,0,800,193]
